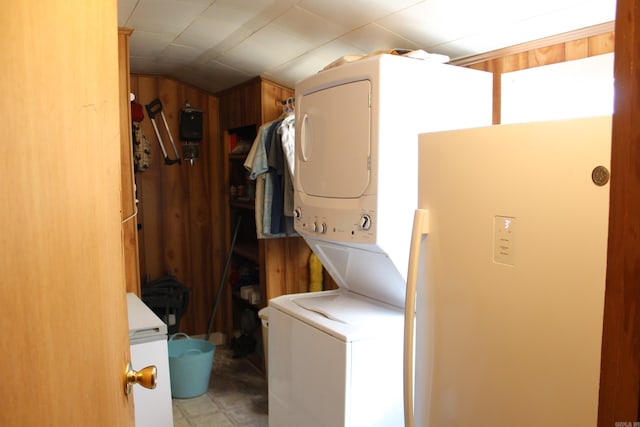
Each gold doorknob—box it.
[124,362,157,396]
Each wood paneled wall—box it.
[129,75,224,336]
[454,24,615,124]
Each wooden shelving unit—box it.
[218,77,314,345]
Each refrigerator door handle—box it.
[404,208,429,427]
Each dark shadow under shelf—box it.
[230,198,255,210]
[233,242,259,262]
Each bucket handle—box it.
[169,332,191,341]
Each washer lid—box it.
[269,289,403,342]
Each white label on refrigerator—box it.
[494,216,516,265]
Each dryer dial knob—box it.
[360,214,372,230]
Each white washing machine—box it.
[269,289,404,427]
[127,293,174,427]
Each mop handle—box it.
[206,216,243,341]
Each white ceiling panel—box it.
[220,26,311,74]
[200,0,290,32]
[298,0,422,29]
[118,0,138,27]
[263,52,329,88]
[119,0,617,94]
[435,0,617,56]
[124,0,210,34]
[272,6,348,46]
[307,39,369,65]
[129,30,176,58]
[198,60,254,92]
[377,1,502,47]
[129,56,174,75]
[159,43,206,63]
[339,24,421,53]
[174,16,240,51]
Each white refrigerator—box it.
[404,116,611,427]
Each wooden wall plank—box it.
[134,75,164,282]
[183,87,214,335]
[565,38,589,61]
[528,43,565,67]
[589,32,615,56]
[159,77,193,332]
[500,52,529,73]
[264,239,287,298]
[291,237,312,294]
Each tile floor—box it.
[172,346,268,427]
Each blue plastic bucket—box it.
[168,333,216,398]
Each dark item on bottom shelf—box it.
[141,274,190,335]
[230,333,257,358]
[230,308,258,358]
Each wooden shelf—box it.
[221,77,317,340]
[233,242,259,262]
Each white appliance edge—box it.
[405,116,611,426]
[127,293,174,427]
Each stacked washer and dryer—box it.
[267,54,493,426]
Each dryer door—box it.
[297,79,371,199]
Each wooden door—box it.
[0,1,134,426]
[598,0,640,423]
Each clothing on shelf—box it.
[244,112,297,239]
